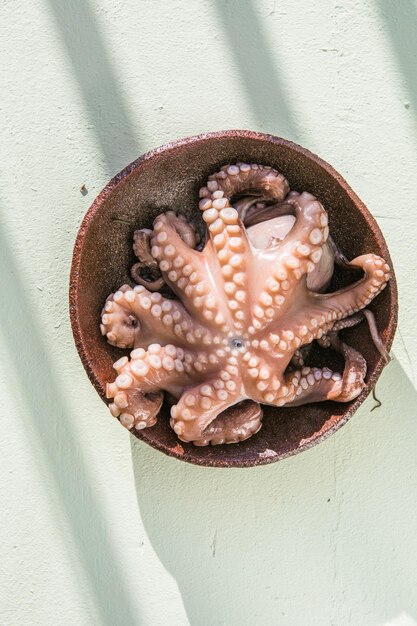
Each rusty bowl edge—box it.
[69,129,398,468]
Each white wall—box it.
[1,1,416,624]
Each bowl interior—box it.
[70,131,397,467]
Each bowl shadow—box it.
[132,357,417,625]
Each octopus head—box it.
[246,201,334,293]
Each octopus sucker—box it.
[101,163,391,446]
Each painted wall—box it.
[1,1,416,624]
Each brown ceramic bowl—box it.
[69,130,397,467]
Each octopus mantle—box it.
[101,163,390,445]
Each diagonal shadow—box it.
[214,0,300,139]
[0,211,140,625]
[47,0,141,173]
[132,356,417,625]
[375,1,417,120]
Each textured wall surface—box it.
[1,1,417,625]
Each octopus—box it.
[100,163,390,446]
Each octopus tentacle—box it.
[283,335,367,406]
[239,351,283,404]
[267,314,332,364]
[201,162,289,202]
[107,344,224,426]
[291,348,305,368]
[361,309,390,363]
[329,334,367,401]
[234,195,271,222]
[170,362,242,444]
[163,212,200,248]
[101,285,140,349]
[250,192,329,334]
[170,388,237,443]
[267,254,390,356]
[281,191,329,251]
[101,284,219,350]
[312,254,390,325]
[319,309,390,362]
[199,190,252,332]
[130,229,166,291]
[130,264,165,292]
[331,311,364,331]
[193,401,263,446]
[198,164,289,332]
[107,346,190,395]
[151,211,230,331]
[284,366,344,405]
[108,388,164,431]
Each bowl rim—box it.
[69,129,398,468]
